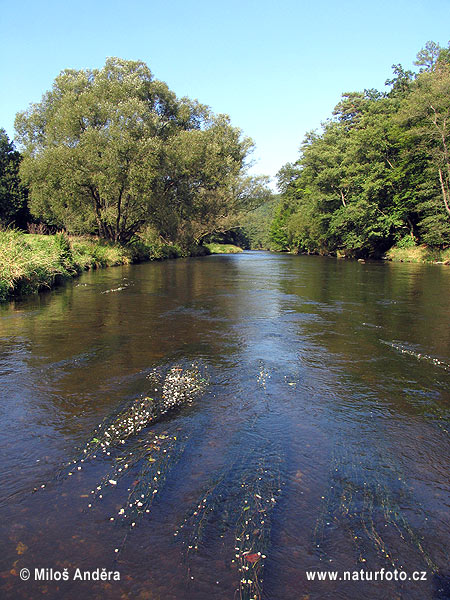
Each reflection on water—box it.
[0,253,449,599]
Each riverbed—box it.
[0,252,449,599]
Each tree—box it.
[16,58,264,245]
[0,129,28,228]
[385,64,415,98]
[148,115,269,246]
[398,58,450,243]
[275,92,416,256]
[414,41,444,72]
[270,43,450,257]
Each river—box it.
[0,251,449,599]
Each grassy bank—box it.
[0,230,208,303]
[384,245,450,265]
[204,243,243,254]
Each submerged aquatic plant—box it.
[115,433,186,522]
[313,440,438,572]
[80,364,207,459]
[83,396,157,458]
[33,363,208,490]
[257,361,271,390]
[233,454,282,600]
[159,364,208,408]
[380,340,450,372]
[176,434,284,600]
[86,431,180,506]
[108,429,193,557]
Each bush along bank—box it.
[0,229,210,303]
[384,244,450,265]
[203,243,243,254]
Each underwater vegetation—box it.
[380,340,450,372]
[313,439,437,573]
[32,363,208,491]
[175,426,284,600]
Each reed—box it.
[0,228,193,302]
[0,229,75,300]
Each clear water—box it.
[0,252,449,599]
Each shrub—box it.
[397,234,417,249]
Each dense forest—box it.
[270,41,450,258]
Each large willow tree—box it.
[15,58,266,244]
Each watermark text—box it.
[306,568,427,582]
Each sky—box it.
[1,0,450,189]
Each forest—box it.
[269,41,450,258]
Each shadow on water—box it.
[0,253,449,599]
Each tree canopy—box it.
[270,42,450,257]
[0,129,28,228]
[15,58,267,246]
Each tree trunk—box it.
[438,168,450,218]
[406,216,415,239]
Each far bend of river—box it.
[0,252,449,600]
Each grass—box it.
[0,229,200,302]
[69,236,134,269]
[0,230,75,301]
[385,245,450,264]
[204,243,243,254]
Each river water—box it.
[0,251,449,600]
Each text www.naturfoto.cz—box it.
[306,569,427,582]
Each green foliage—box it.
[239,195,278,249]
[386,244,450,264]
[133,226,184,259]
[396,59,450,241]
[287,203,328,254]
[273,42,450,258]
[0,229,190,302]
[204,243,243,254]
[0,129,29,228]
[69,236,133,270]
[396,234,416,249]
[0,229,75,300]
[203,226,250,249]
[16,58,268,247]
[418,211,450,246]
[269,199,296,251]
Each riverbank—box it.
[4,233,445,304]
[384,245,450,265]
[204,243,243,254]
[0,230,208,303]
[289,244,450,265]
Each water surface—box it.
[0,252,449,599]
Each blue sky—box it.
[1,0,449,188]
